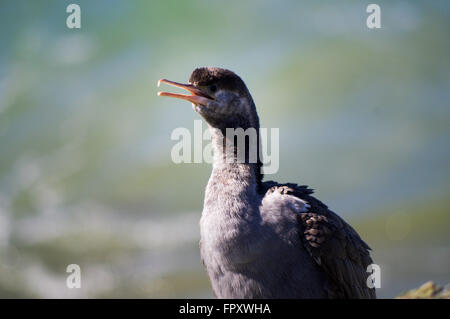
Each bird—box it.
[157,67,376,299]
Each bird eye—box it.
[209,84,217,93]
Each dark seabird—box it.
[157,67,376,299]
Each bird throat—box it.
[208,123,263,191]
[199,125,262,225]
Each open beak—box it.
[157,79,213,106]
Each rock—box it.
[396,281,450,299]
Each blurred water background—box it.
[0,0,449,298]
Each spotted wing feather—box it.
[261,181,376,299]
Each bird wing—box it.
[260,181,376,299]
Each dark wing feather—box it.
[260,181,376,299]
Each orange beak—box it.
[157,79,213,106]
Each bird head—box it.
[158,67,259,131]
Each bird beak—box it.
[157,79,213,106]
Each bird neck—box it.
[208,123,263,191]
[201,124,262,221]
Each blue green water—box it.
[0,1,449,298]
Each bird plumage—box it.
[158,67,376,298]
[260,181,376,298]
